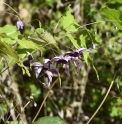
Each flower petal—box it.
[16,20,24,34]
[50,56,61,63]
[45,70,53,89]
[78,48,93,56]
[43,59,50,64]
[71,57,81,72]
[31,62,43,78]
[16,20,24,30]
[45,70,53,83]
[43,59,58,74]
[64,51,79,57]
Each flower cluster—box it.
[27,48,93,89]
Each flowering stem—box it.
[32,77,59,123]
[86,70,118,124]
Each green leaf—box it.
[107,0,122,4]
[33,116,67,124]
[59,6,80,48]
[28,30,59,50]
[29,84,41,100]
[16,46,33,59]
[0,40,30,76]
[83,52,89,66]
[79,35,87,48]
[0,25,19,39]
[100,7,122,30]
[36,30,57,45]
[0,32,38,50]
[67,33,80,48]
[0,40,19,62]
[0,25,20,44]
[61,7,76,29]
[16,38,39,50]
[1,37,16,44]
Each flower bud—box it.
[16,20,24,34]
[27,52,34,64]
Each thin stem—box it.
[86,70,118,124]
[4,12,19,18]
[53,16,63,33]
[15,100,32,120]
[0,62,15,75]
[83,26,94,43]
[2,1,20,19]
[4,57,15,84]
[56,20,122,41]
[32,77,59,123]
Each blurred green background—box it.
[0,0,122,124]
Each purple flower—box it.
[31,61,53,89]
[16,20,24,30]
[69,56,81,72]
[27,53,54,89]
[44,70,53,88]
[16,20,24,34]
[37,70,53,89]
[64,48,93,59]
[31,62,43,78]
[43,59,58,74]
[51,56,81,76]
[27,52,34,64]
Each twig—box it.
[32,77,59,123]
[15,100,32,120]
[86,70,118,124]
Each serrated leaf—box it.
[16,46,33,59]
[0,40,30,76]
[59,6,80,48]
[0,33,16,44]
[0,25,19,38]
[33,116,67,124]
[67,33,80,48]
[83,52,89,66]
[79,35,87,48]
[61,7,75,29]
[0,25,20,44]
[28,30,59,50]
[100,7,122,30]
[1,37,16,44]
[38,31,56,44]
[28,32,46,44]
[17,38,39,50]
[0,33,15,39]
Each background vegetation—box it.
[0,0,122,124]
